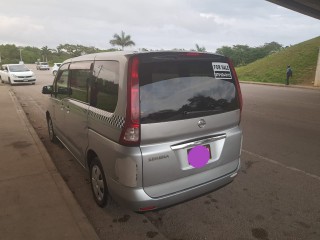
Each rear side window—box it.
[91,61,119,113]
[139,59,239,124]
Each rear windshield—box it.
[139,59,239,124]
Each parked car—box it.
[42,51,243,211]
[0,64,36,85]
[36,62,50,70]
[51,63,62,76]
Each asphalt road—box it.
[10,65,320,240]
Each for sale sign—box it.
[212,62,232,79]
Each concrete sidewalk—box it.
[0,85,100,240]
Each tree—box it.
[109,31,135,50]
[216,41,283,67]
[41,46,54,62]
[195,44,206,52]
[0,44,20,63]
[261,42,283,55]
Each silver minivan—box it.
[42,51,243,211]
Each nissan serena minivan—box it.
[42,51,243,211]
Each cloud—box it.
[0,0,319,52]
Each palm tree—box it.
[109,31,135,50]
[41,46,53,62]
[195,44,206,52]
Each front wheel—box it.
[90,157,108,207]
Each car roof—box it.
[62,50,221,65]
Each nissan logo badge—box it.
[198,119,206,128]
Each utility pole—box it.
[19,48,23,63]
[314,47,320,87]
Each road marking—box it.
[242,149,320,181]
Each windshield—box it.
[139,60,239,124]
[41,62,48,65]
[8,65,30,72]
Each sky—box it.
[0,0,319,52]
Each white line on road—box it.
[242,149,320,181]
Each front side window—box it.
[69,69,90,103]
[56,70,69,99]
[91,61,119,113]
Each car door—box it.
[137,53,242,198]
[63,61,92,165]
[2,65,9,83]
[51,63,70,143]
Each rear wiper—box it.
[183,109,221,115]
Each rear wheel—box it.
[47,116,57,143]
[90,157,108,207]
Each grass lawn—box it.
[236,36,320,85]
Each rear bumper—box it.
[108,158,240,211]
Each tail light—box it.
[120,56,140,146]
[228,59,243,119]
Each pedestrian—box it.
[286,65,293,85]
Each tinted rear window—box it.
[139,59,239,124]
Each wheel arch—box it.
[87,149,98,169]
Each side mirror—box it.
[42,85,53,94]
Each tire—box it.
[8,77,12,85]
[0,76,3,83]
[90,157,108,207]
[47,116,58,143]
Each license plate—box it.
[187,144,212,159]
[23,79,28,82]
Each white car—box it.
[0,64,36,85]
[51,63,62,76]
[36,62,50,70]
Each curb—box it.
[8,87,100,240]
[240,81,320,91]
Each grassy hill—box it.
[236,36,320,85]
